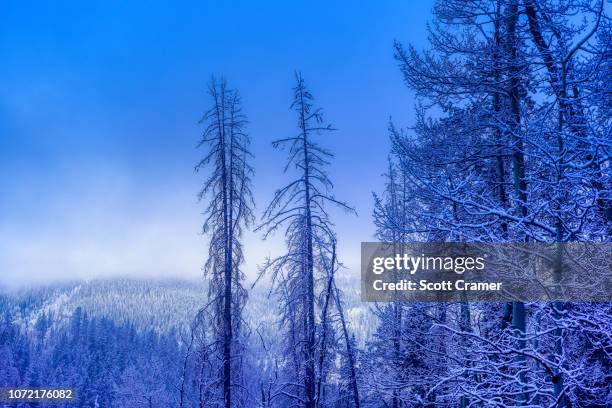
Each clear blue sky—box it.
[0,0,434,287]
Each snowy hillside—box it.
[0,279,207,335]
[0,274,376,344]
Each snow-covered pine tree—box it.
[257,72,355,408]
[196,76,254,408]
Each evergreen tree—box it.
[258,72,355,407]
[196,76,255,408]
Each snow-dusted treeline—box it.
[0,306,184,408]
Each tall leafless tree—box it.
[196,77,254,408]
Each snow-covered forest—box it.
[1,0,611,407]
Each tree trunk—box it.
[316,246,336,406]
[218,83,232,408]
[505,2,528,403]
[298,83,316,408]
[333,281,361,408]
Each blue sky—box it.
[0,0,433,287]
